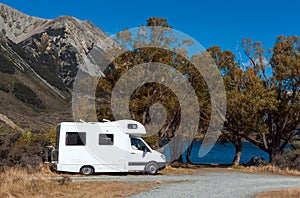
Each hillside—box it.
[0,3,114,131]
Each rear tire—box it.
[145,162,158,175]
[80,166,94,175]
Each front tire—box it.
[80,166,94,175]
[145,162,158,175]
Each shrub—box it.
[0,127,53,170]
[0,83,9,93]
[272,149,300,170]
[13,83,45,109]
[0,53,15,74]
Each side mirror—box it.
[131,145,138,150]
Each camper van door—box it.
[128,137,151,170]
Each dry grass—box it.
[160,164,206,175]
[162,163,300,176]
[226,165,300,176]
[2,164,300,197]
[0,168,159,198]
[256,188,300,198]
[161,163,233,175]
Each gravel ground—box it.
[67,170,300,198]
[132,171,300,198]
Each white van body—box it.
[51,120,166,175]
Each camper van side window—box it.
[66,132,86,146]
[128,124,137,129]
[99,134,114,145]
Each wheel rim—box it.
[82,167,92,175]
[148,164,157,174]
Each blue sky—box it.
[1,0,299,52]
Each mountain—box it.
[0,3,115,131]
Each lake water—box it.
[178,141,270,164]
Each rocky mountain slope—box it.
[0,3,115,131]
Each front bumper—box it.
[157,162,166,170]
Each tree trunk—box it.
[268,151,275,163]
[269,127,281,163]
[174,154,183,164]
[232,142,242,165]
[186,141,194,164]
[268,145,279,163]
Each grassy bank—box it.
[0,168,159,198]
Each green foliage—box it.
[96,46,210,144]
[43,126,57,146]
[146,17,171,27]
[13,83,45,109]
[143,135,161,149]
[208,36,300,164]
[0,125,6,135]
[20,129,36,145]
[0,128,35,168]
[0,126,56,169]
[96,18,213,162]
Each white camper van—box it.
[48,120,166,175]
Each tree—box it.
[238,37,300,162]
[207,36,300,165]
[146,17,171,28]
[95,18,211,163]
[207,46,258,165]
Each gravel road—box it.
[67,170,300,198]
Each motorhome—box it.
[45,119,166,175]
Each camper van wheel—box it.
[80,166,94,175]
[145,162,158,175]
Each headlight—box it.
[161,154,166,161]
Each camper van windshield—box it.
[130,137,150,152]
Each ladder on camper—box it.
[42,145,57,163]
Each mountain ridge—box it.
[0,3,115,131]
